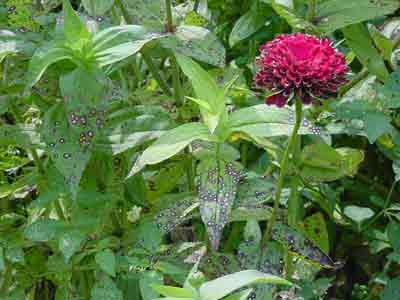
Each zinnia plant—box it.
[255,33,349,107]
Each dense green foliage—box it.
[0,0,400,299]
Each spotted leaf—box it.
[198,158,242,250]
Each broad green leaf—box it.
[0,124,43,148]
[129,220,162,252]
[229,2,272,47]
[91,276,123,300]
[122,0,165,31]
[376,70,400,109]
[300,143,364,182]
[63,0,91,48]
[175,54,224,132]
[161,25,225,67]
[381,276,400,300]
[82,0,115,16]
[151,285,195,298]
[344,205,374,229]
[139,271,163,300]
[24,219,66,242]
[59,231,86,262]
[369,25,393,61]
[343,23,389,81]
[316,0,400,33]
[95,249,116,277]
[199,270,292,300]
[25,42,73,88]
[387,221,400,253]
[127,123,211,177]
[198,158,241,250]
[271,223,335,268]
[0,30,35,62]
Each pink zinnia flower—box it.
[255,33,349,107]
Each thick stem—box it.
[170,55,184,108]
[261,99,303,247]
[165,0,174,33]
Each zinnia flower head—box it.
[255,33,349,107]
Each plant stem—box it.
[261,98,303,247]
[10,103,45,174]
[142,52,172,96]
[307,0,316,21]
[165,0,174,33]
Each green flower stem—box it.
[142,52,172,96]
[10,103,45,174]
[165,0,175,33]
[262,98,303,247]
[307,0,316,21]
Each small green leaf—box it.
[387,221,400,253]
[127,122,211,177]
[199,270,292,300]
[343,23,389,81]
[63,0,91,48]
[344,205,374,228]
[301,213,329,254]
[95,249,116,277]
[59,231,85,262]
[91,276,123,300]
[139,271,163,300]
[229,2,272,47]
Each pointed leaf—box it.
[63,0,91,48]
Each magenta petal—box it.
[265,93,287,107]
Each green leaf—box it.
[127,123,211,177]
[271,223,335,268]
[151,285,195,298]
[161,25,225,67]
[369,25,393,61]
[95,249,116,277]
[59,231,86,263]
[343,23,389,81]
[0,30,35,62]
[63,0,91,48]
[376,70,400,109]
[24,219,66,242]
[387,221,400,253]
[82,0,115,16]
[139,271,163,300]
[175,53,224,132]
[91,276,123,300]
[198,158,241,250]
[344,205,374,228]
[25,42,73,88]
[300,143,364,182]
[393,160,400,182]
[381,276,400,300]
[199,270,292,300]
[315,0,400,33]
[229,2,272,47]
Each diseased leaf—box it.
[161,26,225,67]
[198,159,242,250]
[301,213,329,255]
[271,223,335,268]
[316,0,400,33]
